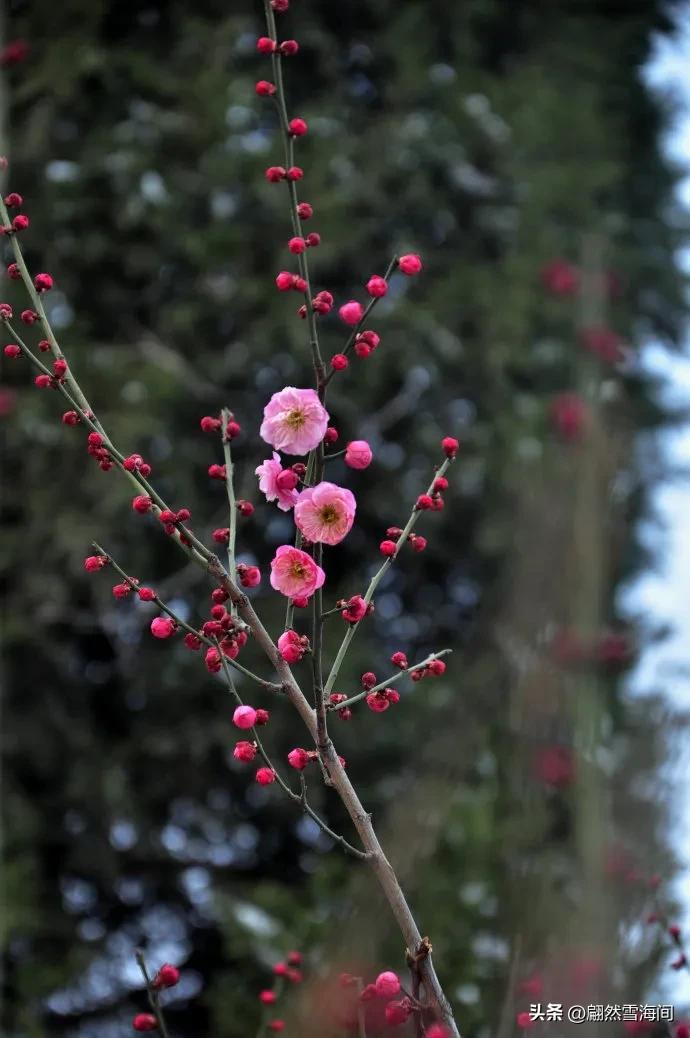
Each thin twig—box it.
[135,950,171,1038]
[221,409,239,594]
[93,542,281,693]
[323,456,454,697]
[327,650,452,711]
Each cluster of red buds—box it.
[338,969,450,1035]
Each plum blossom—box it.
[260,386,329,455]
[270,545,326,599]
[256,451,300,510]
[294,482,356,546]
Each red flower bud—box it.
[132,1014,158,1032]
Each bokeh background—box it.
[2,0,690,1036]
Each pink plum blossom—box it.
[294,482,356,546]
[256,451,300,510]
[260,386,329,455]
[270,545,326,600]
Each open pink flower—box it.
[270,545,326,599]
[294,482,356,545]
[256,452,300,511]
[260,387,329,455]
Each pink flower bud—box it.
[341,595,367,623]
[280,39,299,56]
[276,468,299,491]
[4,193,22,208]
[138,587,156,602]
[84,555,108,572]
[260,990,277,1004]
[367,692,389,712]
[416,494,434,510]
[234,741,256,763]
[266,166,287,183]
[398,253,422,275]
[286,166,303,180]
[34,272,54,292]
[287,747,310,770]
[289,118,308,136]
[385,1001,412,1026]
[374,971,401,998]
[379,540,396,557]
[345,440,372,470]
[237,564,261,588]
[152,964,180,989]
[132,1014,158,1032]
[132,495,153,514]
[3,343,20,358]
[200,415,222,432]
[233,705,257,730]
[257,36,276,53]
[151,617,175,639]
[441,436,459,457]
[256,80,277,96]
[12,214,29,232]
[297,202,313,219]
[361,671,377,689]
[391,651,408,669]
[288,236,306,254]
[331,354,348,371]
[255,767,276,785]
[339,300,364,326]
[366,275,388,298]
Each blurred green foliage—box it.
[1,0,689,1036]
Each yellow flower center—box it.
[290,561,306,578]
[319,505,339,525]
[286,408,306,430]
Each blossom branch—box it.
[324,254,398,385]
[92,542,282,693]
[135,951,172,1038]
[2,311,212,568]
[0,196,98,420]
[206,554,460,1036]
[261,0,325,386]
[219,655,367,860]
[327,650,453,712]
[323,454,455,697]
[221,408,239,590]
